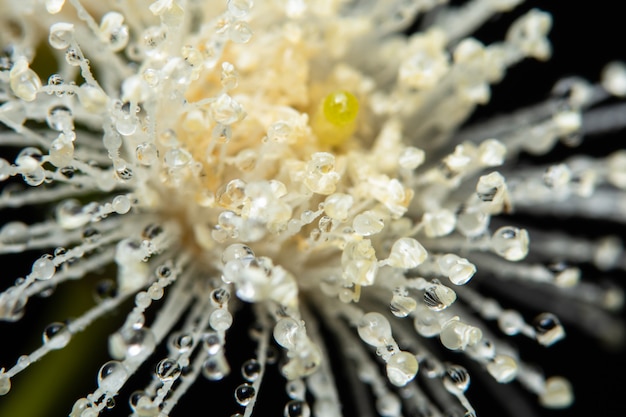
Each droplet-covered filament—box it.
[312,90,359,147]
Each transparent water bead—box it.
[353,211,384,236]
[386,237,428,269]
[284,400,311,417]
[170,332,194,354]
[285,378,305,399]
[443,365,470,394]
[43,321,71,349]
[241,359,261,382]
[533,313,565,346]
[211,288,231,307]
[202,355,230,381]
[440,318,482,351]
[476,172,506,203]
[228,0,253,18]
[135,143,158,166]
[0,372,11,395]
[390,293,417,317]
[235,383,256,406]
[398,146,425,170]
[69,398,93,417]
[99,12,130,52]
[10,59,42,102]
[210,308,233,331]
[540,377,573,408]
[0,221,28,244]
[156,358,182,382]
[422,210,456,237]
[491,226,529,261]
[423,281,456,311]
[357,312,393,347]
[438,254,476,285]
[222,244,256,264]
[98,361,128,394]
[129,391,158,415]
[324,193,353,221]
[32,255,55,280]
[109,327,156,362]
[49,22,74,50]
[45,0,65,13]
[413,306,443,337]
[204,332,222,355]
[486,354,518,383]
[374,393,401,417]
[498,310,525,335]
[386,351,419,386]
[274,317,304,350]
[46,105,73,131]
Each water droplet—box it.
[170,332,194,353]
[98,361,128,394]
[94,279,118,302]
[440,318,482,351]
[45,0,65,14]
[135,143,158,166]
[129,390,157,414]
[202,355,230,380]
[285,379,305,400]
[211,288,231,307]
[203,332,222,355]
[46,104,73,132]
[386,237,428,269]
[386,351,419,387]
[227,0,253,18]
[486,354,518,383]
[156,358,181,382]
[69,398,91,417]
[109,327,156,362]
[443,365,470,394]
[210,308,233,331]
[241,359,261,382]
[235,383,256,406]
[283,400,311,417]
[222,244,255,264]
[229,21,253,43]
[112,195,131,214]
[31,255,55,280]
[105,397,115,409]
[65,48,81,66]
[43,322,71,349]
[533,313,565,346]
[390,293,417,317]
[375,393,401,417]
[492,226,529,261]
[424,281,456,311]
[357,312,392,347]
[10,61,42,101]
[539,376,573,408]
[0,373,11,395]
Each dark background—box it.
[1,1,625,417]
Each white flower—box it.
[0,1,623,417]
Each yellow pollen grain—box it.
[312,90,359,147]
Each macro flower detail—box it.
[0,1,624,417]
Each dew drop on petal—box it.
[98,361,128,394]
[386,351,419,386]
[235,383,256,406]
[42,321,71,349]
[156,358,182,382]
